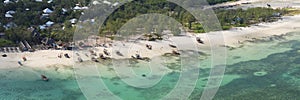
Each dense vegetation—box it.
[0,0,291,47]
[216,8,288,29]
[0,0,91,46]
[103,1,288,34]
[208,0,237,5]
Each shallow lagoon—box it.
[1,32,300,100]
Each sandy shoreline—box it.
[1,14,300,70]
[2,0,300,72]
[196,14,300,51]
[207,0,300,9]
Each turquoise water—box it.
[0,67,85,100]
[1,32,300,99]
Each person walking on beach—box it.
[18,61,23,66]
[146,44,152,50]
[196,37,204,44]
[22,56,27,61]
[58,53,62,58]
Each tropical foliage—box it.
[0,0,290,46]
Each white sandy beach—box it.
[197,14,300,51]
[208,0,300,9]
[1,13,300,69]
[1,1,300,77]
[1,14,300,70]
[0,50,74,69]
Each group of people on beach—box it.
[17,56,27,66]
[9,36,206,82]
[146,44,152,50]
[15,56,49,81]
[57,36,205,63]
[58,53,71,58]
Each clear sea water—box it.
[1,32,300,100]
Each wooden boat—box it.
[99,53,107,60]
[78,57,83,62]
[103,49,110,56]
[142,74,146,77]
[85,53,89,57]
[64,53,70,58]
[41,75,49,81]
[196,37,204,44]
[91,57,99,62]
[267,4,271,7]
[172,50,180,55]
[169,44,177,48]
[75,53,80,56]
[90,50,97,56]
[116,51,123,56]
[131,55,136,59]
[132,54,142,60]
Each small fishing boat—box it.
[196,37,204,44]
[103,49,110,56]
[75,53,80,56]
[89,50,97,56]
[41,75,49,81]
[91,57,99,62]
[131,55,136,59]
[116,51,123,56]
[99,53,107,59]
[136,54,141,59]
[267,4,271,8]
[172,50,180,55]
[85,53,89,57]
[132,54,142,60]
[169,44,177,48]
[78,57,83,62]
[64,53,70,58]
[89,50,94,54]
